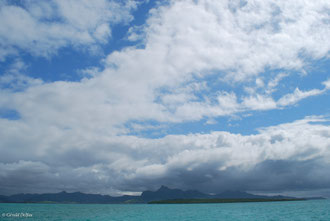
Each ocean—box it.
[0,199,329,220]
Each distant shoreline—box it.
[0,198,327,205]
[148,198,307,204]
[1,186,326,204]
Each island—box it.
[0,186,324,204]
[148,198,306,204]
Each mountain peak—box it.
[140,185,208,202]
[158,185,170,191]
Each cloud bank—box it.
[0,116,330,195]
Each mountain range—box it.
[0,186,323,204]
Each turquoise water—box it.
[0,200,329,221]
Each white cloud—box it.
[242,94,277,110]
[265,73,288,94]
[0,0,329,134]
[323,79,330,89]
[138,0,330,80]
[243,82,330,111]
[277,88,324,106]
[0,0,137,60]
[102,0,330,121]
[0,60,43,91]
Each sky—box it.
[0,0,330,197]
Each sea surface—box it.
[0,199,329,221]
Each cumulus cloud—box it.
[1,0,329,129]
[0,0,137,60]
[0,116,330,195]
[102,0,330,120]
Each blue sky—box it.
[0,0,330,197]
